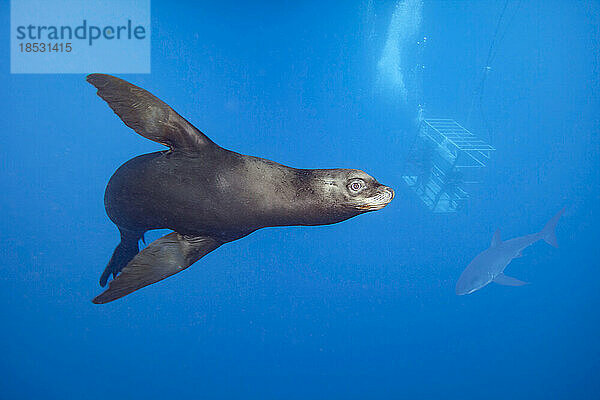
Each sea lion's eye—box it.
[348,179,365,193]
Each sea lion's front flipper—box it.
[86,74,215,153]
[92,232,222,304]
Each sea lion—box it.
[87,74,394,304]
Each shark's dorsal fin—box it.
[491,229,502,247]
[87,74,215,153]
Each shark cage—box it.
[402,119,495,213]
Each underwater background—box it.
[1,0,599,398]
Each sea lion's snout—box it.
[357,185,394,211]
[383,186,395,200]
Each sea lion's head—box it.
[339,169,395,212]
[311,169,394,215]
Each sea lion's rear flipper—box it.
[92,232,222,304]
[100,229,144,287]
[86,74,215,153]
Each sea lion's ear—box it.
[87,74,215,152]
[92,232,222,304]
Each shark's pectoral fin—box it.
[493,273,528,287]
[92,232,222,304]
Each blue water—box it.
[1,1,599,398]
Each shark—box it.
[456,207,565,295]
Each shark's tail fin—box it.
[541,207,566,248]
